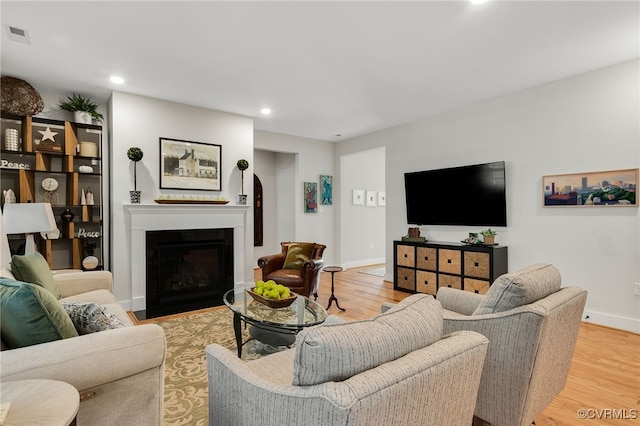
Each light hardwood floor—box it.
[285,265,640,426]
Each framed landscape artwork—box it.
[304,182,317,213]
[159,137,221,191]
[543,168,637,207]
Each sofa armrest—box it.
[257,254,286,279]
[0,324,166,392]
[53,270,113,297]
[436,287,485,315]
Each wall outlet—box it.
[635,283,640,296]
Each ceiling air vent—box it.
[6,25,30,44]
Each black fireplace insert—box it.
[145,228,234,318]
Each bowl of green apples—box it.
[248,280,298,308]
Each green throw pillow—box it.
[0,278,78,348]
[283,243,315,270]
[11,252,61,299]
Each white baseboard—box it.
[582,309,639,334]
[341,257,385,270]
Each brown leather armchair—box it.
[257,242,326,298]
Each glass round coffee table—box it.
[223,287,328,357]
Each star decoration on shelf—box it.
[38,126,58,142]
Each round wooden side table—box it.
[323,266,345,311]
[0,379,79,425]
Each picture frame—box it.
[320,175,333,205]
[304,182,318,213]
[377,191,386,206]
[543,168,637,207]
[159,137,221,191]
[352,189,364,205]
[366,190,376,207]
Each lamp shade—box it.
[3,203,57,234]
[0,209,11,268]
[2,203,57,255]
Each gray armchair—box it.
[435,263,587,426]
[207,294,489,426]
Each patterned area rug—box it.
[158,308,282,425]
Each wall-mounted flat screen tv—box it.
[404,161,507,227]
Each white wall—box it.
[340,147,386,268]
[254,130,336,265]
[338,60,640,333]
[109,92,254,306]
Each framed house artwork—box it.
[366,190,376,207]
[304,182,318,213]
[543,168,637,207]
[320,175,333,205]
[159,137,221,191]
[352,189,364,205]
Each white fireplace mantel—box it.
[124,203,250,311]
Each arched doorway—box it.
[254,174,263,246]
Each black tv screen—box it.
[404,161,507,227]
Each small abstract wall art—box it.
[304,182,318,213]
[352,189,364,205]
[366,190,376,207]
[543,168,637,207]
[320,175,333,205]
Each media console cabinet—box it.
[394,240,508,295]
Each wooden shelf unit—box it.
[1,115,104,270]
[394,240,508,295]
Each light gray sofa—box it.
[435,263,587,426]
[0,268,166,426]
[207,293,489,426]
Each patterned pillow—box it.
[61,302,126,335]
[0,278,78,348]
[472,263,561,315]
[293,293,443,386]
[283,243,315,270]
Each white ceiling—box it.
[1,1,638,141]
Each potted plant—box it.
[58,94,104,124]
[481,228,497,245]
[127,147,144,203]
[236,159,249,205]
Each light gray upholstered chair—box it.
[434,263,588,426]
[207,294,489,426]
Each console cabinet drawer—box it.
[439,274,462,290]
[464,252,491,279]
[439,249,461,275]
[396,245,415,267]
[416,247,437,270]
[396,267,415,291]
[416,270,437,295]
[464,278,490,294]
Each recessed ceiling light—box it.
[470,0,489,5]
[260,107,272,115]
[110,76,125,84]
